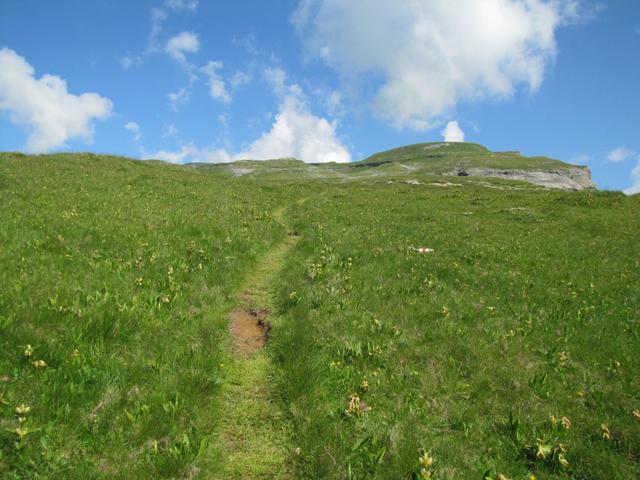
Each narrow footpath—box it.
[214,205,300,479]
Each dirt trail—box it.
[214,204,301,479]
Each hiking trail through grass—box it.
[215,203,302,479]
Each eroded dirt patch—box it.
[229,309,270,356]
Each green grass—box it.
[0,152,297,478]
[1,151,638,479]
[270,185,640,479]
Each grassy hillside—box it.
[0,152,298,478]
[1,152,638,479]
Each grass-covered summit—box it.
[191,142,594,190]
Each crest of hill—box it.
[358,142,575,171]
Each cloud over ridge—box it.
[293,0,581,130]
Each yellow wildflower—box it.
[345,393,361,416]
[32,360,47,368]
[558,453,569,468]
[419,452,433,467]
[15,404,31,415]
[23,344,33,357]
[632,409,640,421]
[359,379,370,392]
[561,416,571,429]
[601,424,611,440]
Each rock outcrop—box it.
[448,167,595,191]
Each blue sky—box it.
[0,0,639,192]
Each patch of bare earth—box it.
[229,308,270,356]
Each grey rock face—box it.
[446,167,595,191]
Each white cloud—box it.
[168,87,190,111]
[124,121,141,142]
[201,61,231,103]
[147,8,168,53]
[441,120,465,142]
[0,48,113,152]
[165,31,200,63]
[236,68,351,163]
[120,55,143,70]
[624,161,640,195]
[230,70,252,89]
[164,0,198,12]
[149,68,351,164]
[293,0,585,130]
[607,147,634,162]
[163,123,179,138]
[146,143,231,164]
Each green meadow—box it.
[1,150,639,479]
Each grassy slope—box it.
[0,153,297,478]
[271,183,639,479]
[1,152,638,479]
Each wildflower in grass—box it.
[23,344,33,357]
[162,295,171,304]
[288,291,297,299]
[558,453,569,468]
[136,277,143,286]
[557,351,568,364]
[555,443,569,468]
[345,393,361,417]
[70,349,80,358]
[441,306,450,318]
[14,427,29,440]
[368,346,383,357]
[535,439,552,459]
[529,474,536,480]
[550,414,559,428]
[561,416,571,430]
[418,451,434,479]
[601,424,611,440]
[632,409,640,421]
[359,379,370,392]
[15,404,30,416]
[32,360,47,368]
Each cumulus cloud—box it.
[624,161,640,195]
[236,68,351,163]
[0,48,113,152]
[201,61,231,103]
[124,121,141,141]
[293,0,585,130]
[607,147,634,162]
[149,68,351,164]
[165,31,200,63]
[441,120,465,142]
